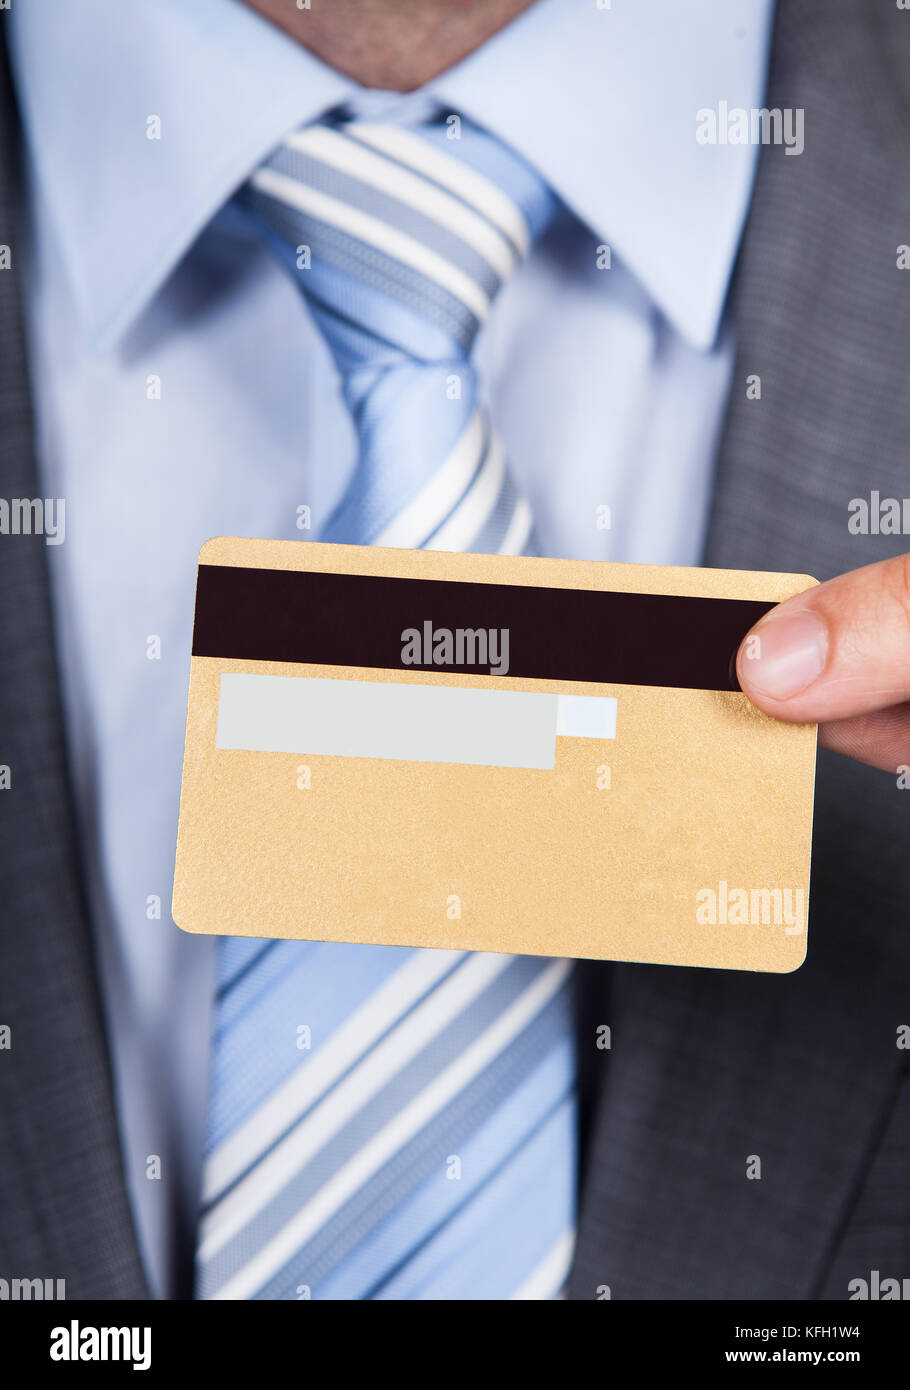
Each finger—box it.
[736,554,910,724]
[819,701,910,772]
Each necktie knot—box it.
[237,110,557,553]
[241,112,559,370]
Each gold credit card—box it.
[173,538,818,972]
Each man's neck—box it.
[242,0,536,92]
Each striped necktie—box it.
[195,112,577,1301]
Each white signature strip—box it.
[216,674,616,769]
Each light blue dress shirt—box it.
[8,0,774,1298]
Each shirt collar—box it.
[8,0,355,351]
[9,0,774,354]
[429,0,775,349]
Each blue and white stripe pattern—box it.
[195,113,576,1301]
[241,114,558,552]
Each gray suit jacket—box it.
[1,0,907,1300]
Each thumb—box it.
[736,555,910,724]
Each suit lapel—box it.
[0,23,147,1298]
[571,0,910,1298]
